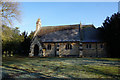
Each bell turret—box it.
[36,18,41,31]
[80,22,82,29]
[34,18,41,37]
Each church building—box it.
[29,18,107,57]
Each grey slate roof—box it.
[36,24,94,36]
[38,25,103,43]
[39,29,80,42]
[81,27,103,42]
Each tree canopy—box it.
[2,25,23,53]
[2,25,34,56]
[101,12,120,57]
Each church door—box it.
[34,44,39,56]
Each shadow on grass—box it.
[2,65,77,80]
[2,57,120,79]
[2,57,31,65]
[2,64,76,79]
[83,65,120,79]
[2,65,56,79]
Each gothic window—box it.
[57,49,59,51]
[65,44,72,50]
[86,44,89,48]
[86,44,92,49]
[47,44,51,50]
[89,44,91,48]
[57,44,59,47]
[100,44,103,48]
[70,44,72,49]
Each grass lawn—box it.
[2,56,120,79]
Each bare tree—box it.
[0,1,21,26]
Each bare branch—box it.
[0,1,21,26]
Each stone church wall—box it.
[97,43,107,57]
[42,43,55,57]
[29,36,42,57]
[30,40,106,57]
[42,42,79,57]
[82,42,106,57]
[59,42,79,57]
[82,42,97,57]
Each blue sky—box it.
[15,2,118,34]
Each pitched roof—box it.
[39,29,80,42]
[81,27,103,42]
[36,24,94,36]
[35,24,103,42]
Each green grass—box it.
[93,57,120,61]
[2,56,120,79]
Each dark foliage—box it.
[100,12,120,58]
[2,25,34,56]
[20,31,34,56]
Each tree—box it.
[2,25,35,56]
[101,12,120,57]
[20,31,35,56]
[1,1,21,26]
[2,25,23,56]
[28,31,35,40]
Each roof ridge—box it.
[42,24,80,27]
[42,24,94,28]
[36,24,94,36]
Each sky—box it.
[14,2,118,34]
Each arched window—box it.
[86,44,89,48]
[65,44,72,50]
[89,44,91,48]
[86,44,92,49]
[47,44,51,50]
[100,44,103,48]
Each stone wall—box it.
[30,39,107,57]
[82,42,106,57]
[29,36,42,57]
[42,43,55,57]
[97,43,107,57]
[42,42,79,57]
[59,42,79,57]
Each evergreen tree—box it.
[101,12,120,57]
